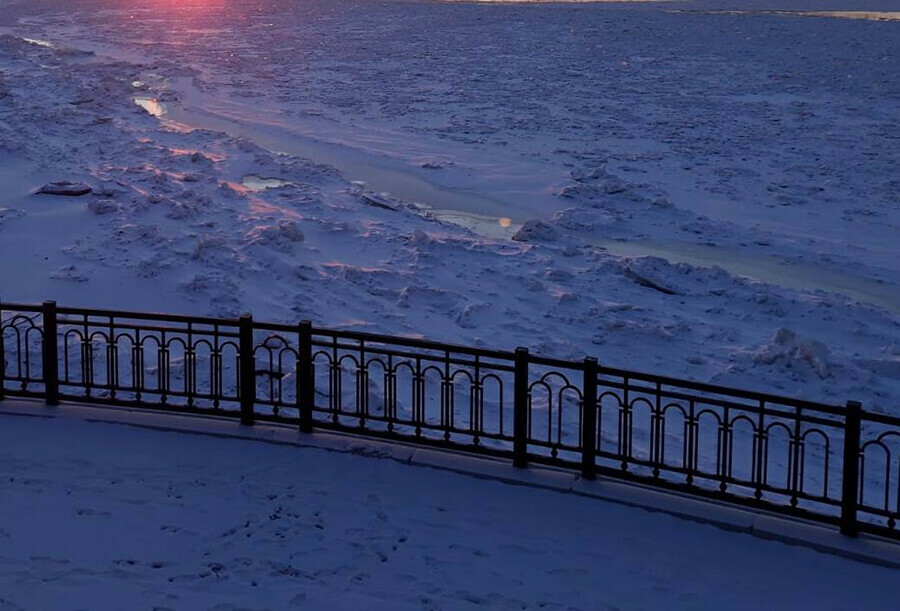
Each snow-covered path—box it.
[0,409,898,610]
[1,1,898,411]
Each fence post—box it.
[42,301,59,406]
[840,400,862,537]
[513,347,529,468]
[298,320,314,433]
[238,315,255,426]
[581,357,598,480]
[0,301,5,402]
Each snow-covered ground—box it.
[0,0,898,415]
[0,409,898,610]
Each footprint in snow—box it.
[544,566,589,577]
[28,556,69,566]
[448,543,489,558]
[498,542,546,556]
[0,599,25,611]
[75,507,111,517]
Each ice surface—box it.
[0,0,898,418]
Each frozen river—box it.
[1,0,898,412]
[11,0,899,300]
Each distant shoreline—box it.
[673,10,900,21]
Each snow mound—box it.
[753,328,833,380]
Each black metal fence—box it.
[2,301,899,540]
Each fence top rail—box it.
[255,320,517,361]
[53,305,240,327]
[596,364,844,415]
[307,340,518,373]
[860,410,900,428]
[0,302,856,417]
[528,354,587,371]
[0,302,42,314]
[597,378,847,424]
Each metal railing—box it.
[2,300,899,540]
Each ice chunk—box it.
[512,220,557,242]
[362,192,398,211]
[93,181,127,198]
[410,229,432,245]
[86,199,120,215]
[624,266,679,295]
[753,328,833,380]
[0,207,26,223]
[36,181,92,196]
[277,219,305,242]
[623,258,681,295]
